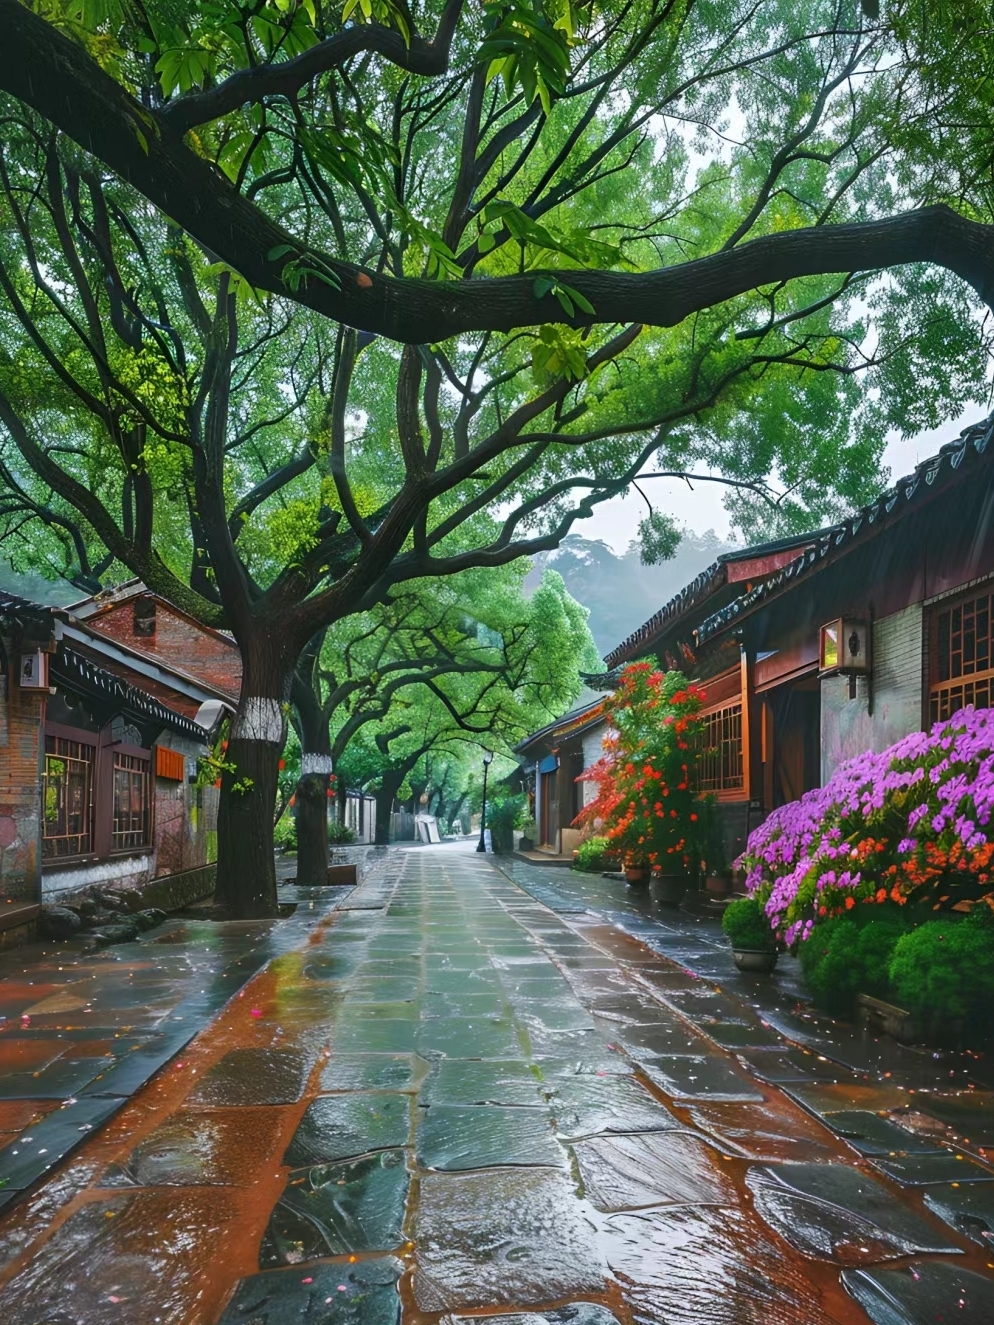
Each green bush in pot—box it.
[721,897,775,950]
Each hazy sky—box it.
[581,413,982,553]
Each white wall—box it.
[821,604,923,783]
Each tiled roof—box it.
[51,644,209,741]
[695,414,994,645]
[0,589,51,619]
[515,696,607,754]
[602,530,823,669]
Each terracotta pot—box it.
[655,874,687,906]
[624,865,651,886]
[732,947,778,973]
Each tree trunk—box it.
[214,642,289,918]
[291,671,333,886]
[374,771,403,845]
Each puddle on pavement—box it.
[414,1168,607,1310]
[573,1130,736,1211]
[261,1151,409,1264]
[640,1054,765,1101]
[603,1204,856,1324]
[870,1150,994,1186]
[100,1106,284,1186]
[746,1162,961,1263]
[0,1189,241,1324]
[686,1095,846,1163]
[416,1103,563,1170]
[415,1016,521,1060]
[546,1075,680,1141]
[421,1059,546,1106]
[218,1255,402,1325]
[449,1306,622,1325]
[284,1093,411,1166]
[924,1183,994,1247]
[319,1054,420,1093]
[189,1048,313,1106]
[820,1109,946,1155]
[842,1261,994,1324]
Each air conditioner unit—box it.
[19,650,49,689]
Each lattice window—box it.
[698,703,744,792]
[931,592,994,722]
[112,751,151,851]
[42,735,94,859]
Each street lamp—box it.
[476,750,494,852]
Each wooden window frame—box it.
[41,722,153,868]
[929,588,994,723]
[42,730,96,863]
[697,700,745,799]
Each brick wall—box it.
[83,599,241,700]
[0,654,43,904]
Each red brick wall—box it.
[0,659,43,904]
[84,600,241,701]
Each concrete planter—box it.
[655,874,687,906]
[732,947,778,973]
[857,993,924,1043]
[624,865,652,887]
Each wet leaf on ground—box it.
[572,1131,735,1211]
[417,1104,563,1170]
[284,1093,410,1166]
[746,1163,961,1263]
[260,1151,408,1264]
[841,1262,994,1325]
[414,1168,606,1309]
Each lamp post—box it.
[476,750,494,852]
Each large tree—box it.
[0,0,989,915]
[290,563,597,876]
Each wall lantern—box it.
[820,618,871,676]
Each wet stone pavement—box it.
[0,844,990,1324]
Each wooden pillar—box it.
[740,643,760,803]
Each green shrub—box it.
[800,912,910,1018]
[573,836,613,873]
[328,820,356,845]
[888,912,994,1025]
[273,816,297,851]
[487,795,524,854]
[722,897,775,950]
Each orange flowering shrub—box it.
[576,663,707,869]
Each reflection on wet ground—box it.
[0,843,990,1324]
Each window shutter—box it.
[155,746,185,781]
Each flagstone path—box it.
[0,843,990,1325]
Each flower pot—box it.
[518,836,534,852]
[655,874,687,906]
[732,947,778,973]
[624,865,651,886]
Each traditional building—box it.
[514,694,608,857]
[518,416,994,872]
[0,585,241,940]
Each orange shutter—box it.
[155,746,186,781]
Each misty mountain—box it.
[528,531,734,660]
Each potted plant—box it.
[722,897,778,972]
[624,857,652,887]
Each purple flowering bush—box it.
[737,707,994,947]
